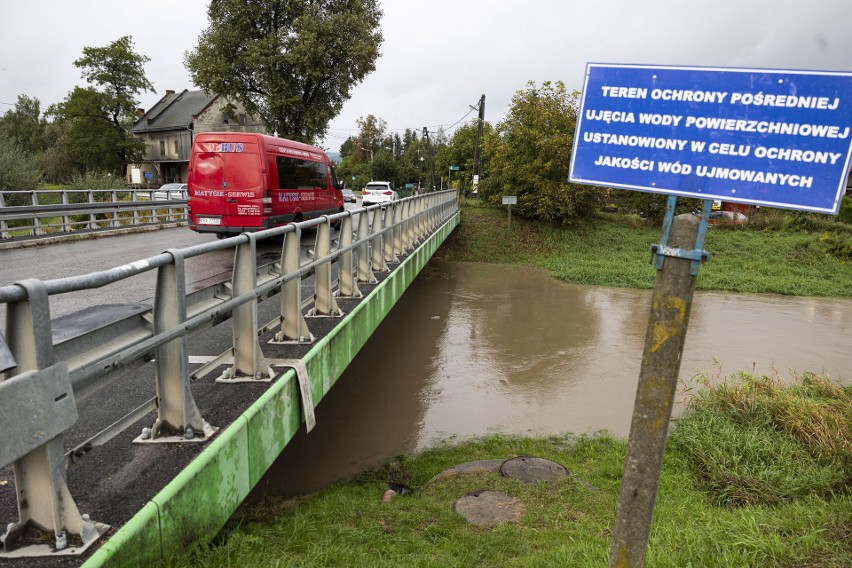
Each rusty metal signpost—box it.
[569,63,852,567]
[502,195,517,230]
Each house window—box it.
[159,140,166,156]
[222,113,230,125]
[173,140,178,154]
[238,114,247,126]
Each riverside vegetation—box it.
[171,202,851,567]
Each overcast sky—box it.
[2,0,850,152]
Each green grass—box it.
[435,202,852,296]
[168,374,851,567]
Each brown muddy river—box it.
[256,260,852,496]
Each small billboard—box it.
[569,64,852,214]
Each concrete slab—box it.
[453,490,524,525]
[500,456,569,484]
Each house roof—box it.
[131,89,217,134]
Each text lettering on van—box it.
[218,143,244,153]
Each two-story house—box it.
[128,89,265,187]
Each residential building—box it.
[128,89,265,187]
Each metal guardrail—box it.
[0,190,458,557]
[0,189,186,238]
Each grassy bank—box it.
[162,204,851,567]
[434,201,852,296]
[171,373,850,567]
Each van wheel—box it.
[331,210,343,231]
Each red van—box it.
[187,132,344,237]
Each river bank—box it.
[434,200,852,297]
[173,373,850,567]
[168,205,851,567]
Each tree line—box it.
[1,0,383,192]
[1,0,666,225]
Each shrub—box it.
[0,136,42,191]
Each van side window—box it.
[329,165,339,190]
[276,156,328,190]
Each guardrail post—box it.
[385,204,400,264]
[147,249,214,440]
[1,279,104,553]
[86,190,99,230]
[371,207,389,272]
[60,191,72,233]
[110,190,119,227]
[392,201,404,258]
[415,195,427,241]
[219,233,274,382]
[271,227,314,344]
[433,193,441,229]
[0,193,9,239]
[400,200,410,250]
[30,191,43,236]
[357,207,378,284]
[337,213,361,298]
[404,199,415,249]
[131,190,141,226]
[308,218,343,317]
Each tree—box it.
[33,121,75,184]
[186,0,383,144]
[51,36,152,175]
[353,114,387,162]
[0,136,42,191]
[0,95,46,156]
[441,120,493,193]
[480,81,599,224]
[370,149,398,183]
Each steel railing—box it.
[0,190,458,556]
[0,189,186,239]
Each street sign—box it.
[569,64,852,214]
[450,166,460,171]
[502,196,517,205]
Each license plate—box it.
[197,217,222,226]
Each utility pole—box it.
[472,94,485,194]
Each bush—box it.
[65,171,126,191]
[64,171,128,202]
[837,194,852,225]
[0,136,42,191]
[479,81,599,225]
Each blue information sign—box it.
[569,64,852,214]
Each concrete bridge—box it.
[0,191,459,566]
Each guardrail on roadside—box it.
[0,189,186,239]
[0,190,458,558]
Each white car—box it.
[153,183,188,201]
[361,181,398,206]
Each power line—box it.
[326,99,483,137]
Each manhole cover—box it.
[500,456,568,483]
[453,490,524,525]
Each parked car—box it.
[153,183,188,201]
[361,181,398,207]
[342,189,357,203]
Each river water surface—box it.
[257,260,852,496]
